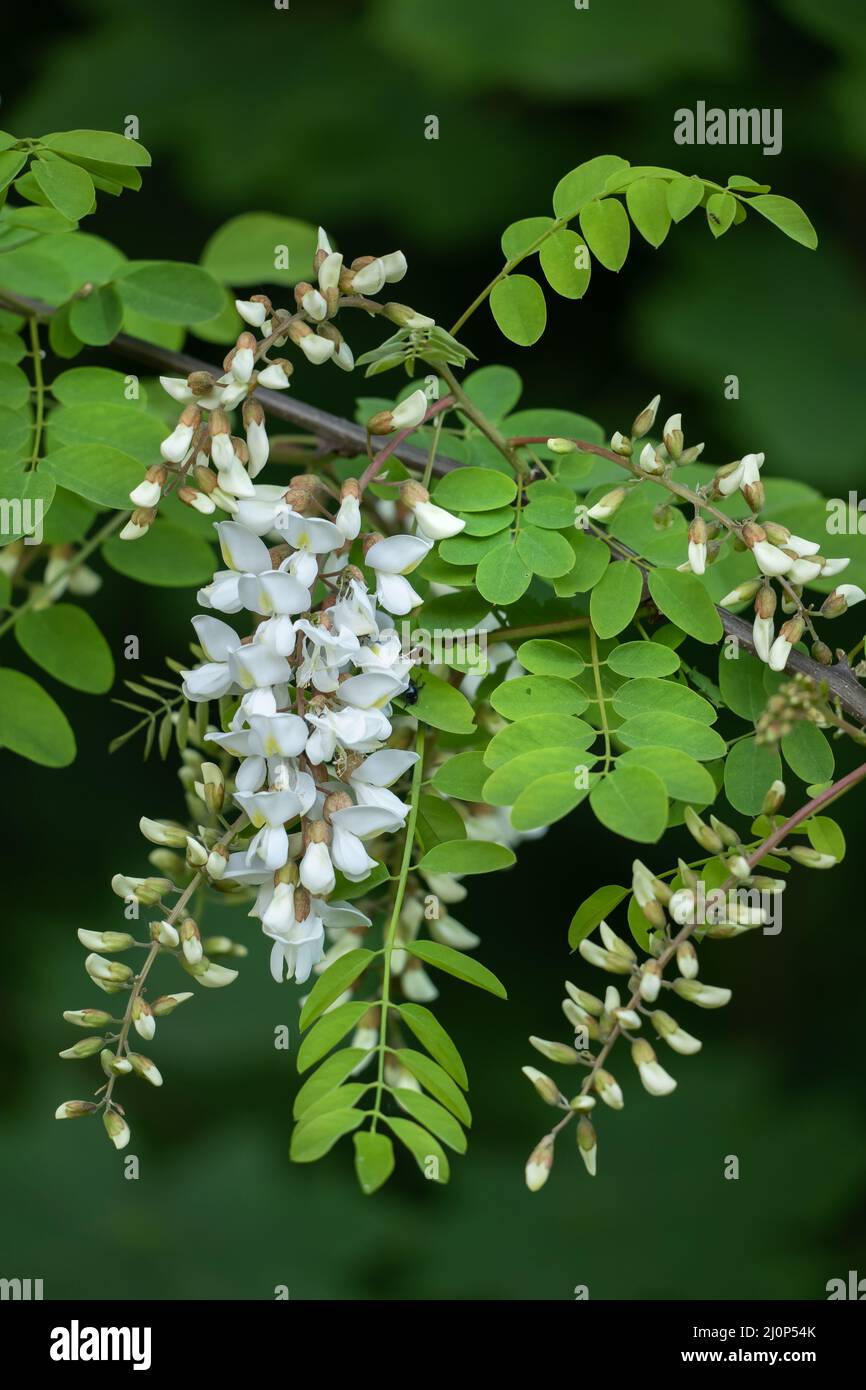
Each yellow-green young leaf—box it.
[648,569,723,644]
[491,674,588,720]
[628,892,652,953]
[805,815,845,862]
[296,1001,370,1074]
[392,1089,467,1154]
[416,840,515,877]
[353,1131,395,1195]
[415,793,466,850]
[298,949,376,1031]
[579,197,630,271]
[781,721,834,783]
[68,285,123,345]
[748,195,818,250]
[617,712,727,762]
[723,737,783,815]
[393,1048,472,1126]
[41,442,140,508]
[433,466,517,511]
[484,713,596,769]
[517,640,585,677]
[618,746,716,803]
[295,1084,367,1125]
[625,178,672,248]
[41,129,151,167]
[407,940,507,1000]
[589,765,668,842]
[431,751,490,801]
[555,531,610,596]
[612,676,716,724]
[385,1117,450,1183]
[568,885,630,950]
[292,1049,369,1120]
[201,213,318,286]
[31,157,94,221]
[476,540,531,604]
[608,641,680,677]
[718,649,768,721]
[510,771,594,831]
[115,261,224,324]
[515,524,575,578]
[489,274,546,346]
[290,1108,364,1163]
[538,228,591,299]
[552,155,630,219]
[590,560,643,638]
[500,216,555,260]
[0,149,28,193]
[666,176,704,223]
[102,523,216,588]
[409,671,476,734]
[0,668,76,766]
[15,605,113,694]
[397,1004,468,1089]
[707,191,737,238]
[484,745,593,806]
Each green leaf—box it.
[483,745,591,806]
[806,815,845,862]
[392,1090,467,1154]
[0,247,73,305]
[290,1108,364,1162]
[406,940,507,1002]
[68,285,123,346]
[31,158,94,221]
[433,467,517,511]
[552,155,630,219]
[612,676,716,724]
[718,650,768,722]
[0,331,26,365]
[510,771,592,831]
[296,1001,370,1074]
[431,751,490,801]
[517,639,585,677]
[555,531,610,595]
[515,524,576,578]
[748,195,818,250]
[15,605,113,694]
[618,746,716,803]
[523,479,578,529]
[41,442,140,509]
[0,149,27,193]
[385,1117,450,1183]
[608,641,680,677]
[617,711,727,762]
[706,191,737,238]
[292,1049,369,1120]
[41,129,151,167]
[589,560,643,638]
[47,402,164,464]
[476,540,531,605]
[201,212,318,286]
[724,736,783,815]
[484,713,596,769]
[51,366,148,407]
[500,216,555,260]
[416,793,466,850]
[491,674,587,720]
[626,178,672,248]
[353,1131,395,1194]
[0,668,76,766]
[666,176,704,223]
[0,465,55,544]
[589,765,668,842]
[489,274,546,346]
[568,884,630,950]
[579,197,630,271]
[397,1004,468,1089]
[781,721,834,783]
[648,569,723,644]
[416,840,515,877]
[538,228,591,299]
[409,671,476,734]
[116,260,224,324]
[393,1048,472,1126]
[462,365,522,420]
[298,949,376,1031]
[102,523,216,588]
[299,1084,368,1125]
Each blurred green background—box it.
[2,0,865,1300]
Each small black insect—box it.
[402,679,420,706]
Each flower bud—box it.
[63,1008,114,1029]
[524,1137,554,1192]
[132,997,155,1041]
[529,1036,580,1065]
[128,1052,163,1087]
[139,817,188,848]
[521,1066,563,1106]
[77,929,135,952]
[593,1068,624,1109]
[85,953,133,984]
[676,941,699,979]
[103,1110,131,1150]
[55,1100,98,1120]
[59,1036,105,1060]
[576,1117,598,1175]
[151,992,194,1017]
[151,919,180,948]
[672,978,732,1009]
[631,394,660,440]
[180,917,202,965]
[631,1038,677,1095]
[788,845,836,869]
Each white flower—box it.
[820,556,850,577]
[335,493,361,541]
[257,362,292,389]
[413,499,465,541]
[318,251,343,292]
[160,421,195,464]
[753,615,774,663]
[381,251,408,283]
[351,258,387,295]
[300,840,336,896]
[835,584,866,608]
[752,540,792,577]
[391,390,429,432]
[236,299,267,327]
